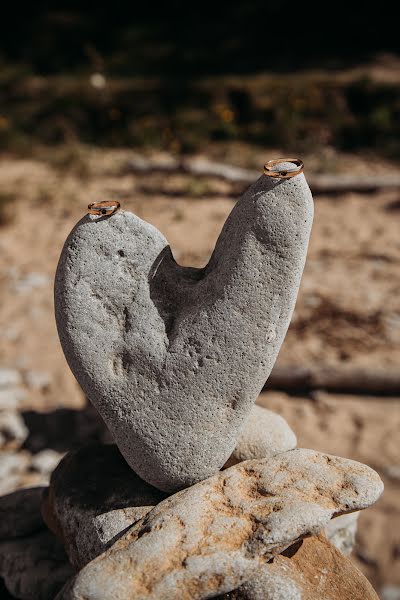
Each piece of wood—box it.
[265,365,400,396]
[124,155,400,194]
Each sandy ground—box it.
[0,147,399,596]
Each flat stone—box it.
[226,405,296,466]
[0,529,73,600]
[325,511,359,555]
[55,170,313,491]
[56,449,383,600]
[42,444,167,568]
[218,535,379,600]
[0,487,45,539]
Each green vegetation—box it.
[1,70,399,157]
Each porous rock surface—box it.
[46,411,295,570]
[55,168,314,491]
[42,443,167,568]
[56,449,383,600]
[217,535,379,600]
[0,530,73,600]
[225,405,296,466]
[0,486,73,600]
[0,487,45,539]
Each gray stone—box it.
[0,529,73,600]
[55,168,313,491]
[0,412,28,449]
[226,405,296,466]
[42,444,167,568]
[0,487,45,539]
[56,449,383,600]
[325,511,359,555]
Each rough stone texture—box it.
[225,405,296,467]
[56,449,383,600]
[0,487,46,539]
[218,535,379,600]
[325,511,359,555]
[0,529,73,600]
[55,169,314,491]
[42,443,167,568]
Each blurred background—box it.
[0,4,399,598]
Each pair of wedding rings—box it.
[86,158,303,215]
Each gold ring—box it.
[88,200,120,216]
[263,158,304,179]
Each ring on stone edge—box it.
[263,158,304,179]
[87,200,121,216]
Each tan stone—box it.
[220,535,379,599]
[57,449,383,600]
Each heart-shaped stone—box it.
[54,168,313,491]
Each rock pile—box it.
[0,165,384,598]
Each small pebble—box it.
[0,412,28,448]
[31,450,63,475]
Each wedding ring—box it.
[88,200,120,216]
[263,158,304,179]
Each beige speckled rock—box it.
[226,405,296,467]
[42,444,167,568]
[56,449,383,600]
[219,535,379,600]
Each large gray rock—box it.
[56,449,383,600]
[0,530,73,600]
[226,405,296,466]
[55,168,313,491]
[0,487,45,539]
[42,444,167,568]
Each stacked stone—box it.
[0,165,384,599]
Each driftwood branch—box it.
[125,155,400,194]
[264,365,400,396]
